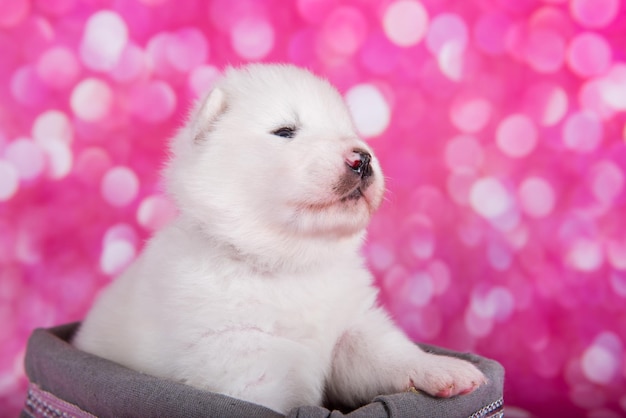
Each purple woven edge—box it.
[24,383,96,418]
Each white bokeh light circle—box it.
[383,0,429,47]
[496,114,538,158]
[231,18,274,60]
[80,10,128,71]
[518,176,556,218]
[470,177,513,219]
[70,78,114,122]
[0,160,19,201]
[101,166,140,207]
[345,84,391,138]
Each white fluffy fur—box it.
[73,64,486,413]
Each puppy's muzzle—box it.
[346,149,372,179]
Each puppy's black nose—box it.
[346,149,372,179]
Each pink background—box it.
[1,0,626,416]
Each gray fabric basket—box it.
[22,323,504,418]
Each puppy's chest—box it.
[218,271,362,344]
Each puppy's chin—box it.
[287,183,384,239]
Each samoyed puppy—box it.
[74,64,486,413]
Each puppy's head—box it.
[166,64,384,263]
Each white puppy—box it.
[74,64,486,413]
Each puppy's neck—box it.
[176,215,364,276]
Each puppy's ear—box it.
[192,87,228,143]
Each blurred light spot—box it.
[345,84,391,137]
[569,383,607,409]
[529,6,570,33]
[465,306,494,337]
[470,177,513,219]
[567,33,612,78]
[607,239,626,270]
[490,204,521,232]
[129,80,176,123]
[110,43,146,83]
[523,82,568,126]
[588,409,623,418]
[474,12,511,55]
[531,342,566,379]
[562,111,603,152]
[590,160,624,204]
[445,135,484,171]
[32,110,73,144]
[137,194,177,231]
[0,0,30,28]
[458,217,484,247]
[570,0,619,28]
[0,161,19,201]
[518,176,556,218]
[599,64,626,111]
[382,266,405,296]
[405,272,434,307]
[370,244,395,273]
[405,215,435,259]
[506,224,529,250]
[450,97,492,133]
[489,286,515,320]
[100,238,135,275]
[296,0,335,24]
[579,79,615,120]
[138,0,169,5]
[582,345,619,384]
[10,66,47,107]
[231,18,274,60]
[524,29,565,73]
[208,0,266,33]
[101,166,139,207]
[146,33,174,77]
[447,168,477,206]
[70,78,113,122]
[5,138,45,181]
[610,272,626,297]
[408,185,446,222]
[496,114,537,158]
[38,140,72,179]
[36,46,80,89]
[80,10,128,71]
[567,238,604,272]
[596,332,623,353]
[414,306,442,340]
[426,13,468,55]
[166,28,208,73]
[437,41,466,81]
[428,260,451,295]
[319,7,367,57]
[188,65,220,98]
[383,0,428,47]
[36,0,76,16]
[103,223,138,248]
[487,242,513,271]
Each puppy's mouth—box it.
[340,185,364,202]
[339,185,364,203]
[293,159,380,213]
[334,166,374,202]
[295,180,372,214]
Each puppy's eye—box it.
[272,126,297,139]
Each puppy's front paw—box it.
[408,354,487,397]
